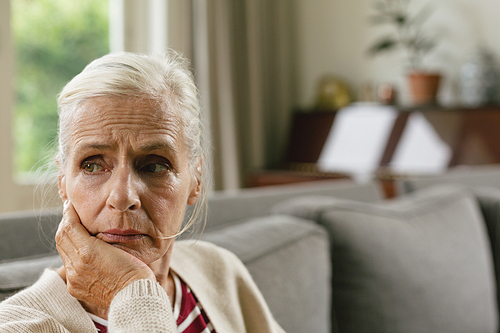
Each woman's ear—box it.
[187,160,202,206]
[56,160,68,202]
[187,178,201,206]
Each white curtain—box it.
[193,0,295,191]
[111,0,296,191]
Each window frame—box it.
[0,0,191,213]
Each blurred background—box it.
[1,0,500,212]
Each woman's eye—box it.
[82,162,103,173]
[142,163,169,173]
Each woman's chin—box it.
[109,242,164,265]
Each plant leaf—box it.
[405,35,436,54]
[367,37,399,55]
[394,13,407,25]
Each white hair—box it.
[57,51,209,235]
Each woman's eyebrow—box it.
[139,142,177,153]
[83,143,115,150]
[74,143,115,154]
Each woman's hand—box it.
[55,201,156,311]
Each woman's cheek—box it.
[152,198,185,236]
[67,188,103,232]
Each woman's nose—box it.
[105,166,141,212]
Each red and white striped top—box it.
[89,272,215,333]
[172,272,215,333]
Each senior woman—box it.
[0,52,284,333]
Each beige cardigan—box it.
[0,240,285,333]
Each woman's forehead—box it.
[67,96,185,151]
[73,96,180,127]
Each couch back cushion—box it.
[0,209,61,261]
[183,179,383,233]
[272,185,498,333]
[0,180,378,260]
[201,214,331,333]
[401,165,500,194]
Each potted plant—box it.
[367,0,441,105]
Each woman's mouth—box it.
[97,229,147,243]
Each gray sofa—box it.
[0,179,381,333]
[2,168,500,333]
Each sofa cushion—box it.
[183,179,383,233]
[401,165,500,194]
[0,254,62,301]
[272,185,498,333]
[0,210,61,261]
[201,214,331,333]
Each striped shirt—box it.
[173,272,215,333]
[89,273,215,333]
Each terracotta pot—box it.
[408,72,441,105]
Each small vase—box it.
[460,48,499,107]
[408,72,441,105]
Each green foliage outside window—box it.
[12,0,109,176]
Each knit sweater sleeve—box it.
[108,278,176,333]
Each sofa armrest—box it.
[474,187,500,246]
[473,187,500,302]
[0,254,62,301]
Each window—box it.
[1,0,185,212]
[11,0,109,178]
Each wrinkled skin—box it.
[55,96,201,319]
[56,202,156,314]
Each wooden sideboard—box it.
[400,105,500,166]
[246,105,500,196]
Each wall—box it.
[293,0,500,107]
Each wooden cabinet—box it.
[246,105,500,191]
[400,105,500,166]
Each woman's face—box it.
[58,96,200,265]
